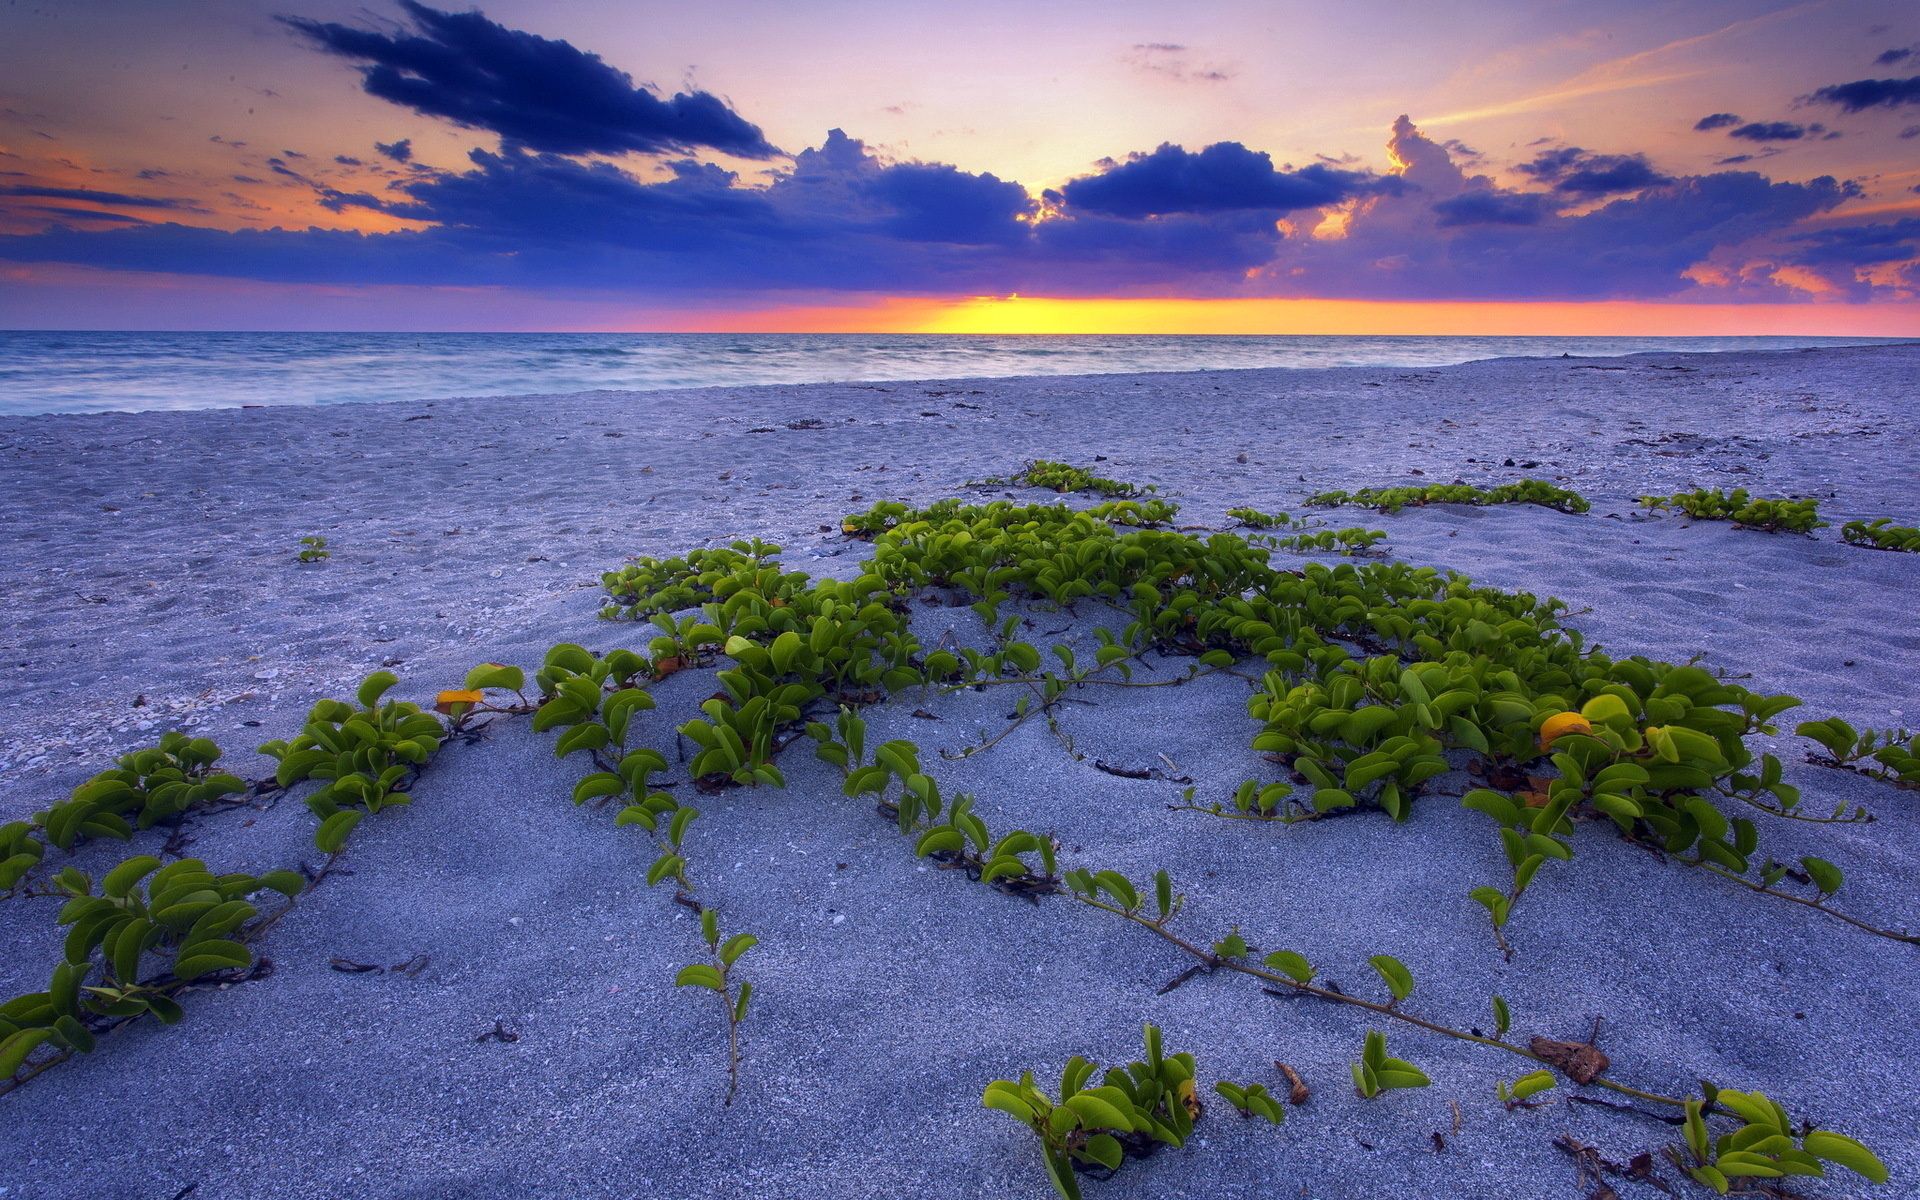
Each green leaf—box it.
[1063,1090,1134,1133]
[1799,856,1843,896]
[571,773,626,806]
[1082,1133,1124,1171]
[645,853,684,887]
[1368,954,1415,1002]
[674,964,725,991]
[720,933,757,967]
[356,671,399,708]
[102,855,161,899]
[914,827,965,857]
[1264,950,1315,984]
[463,663,526,693]
[982,1083,1035,1125]
[314,809,363,854]
[1803,1131,1888,1184]
[173,938,252,980]
[0,1027,55,1077]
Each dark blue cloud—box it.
[1430,190,1549,227]
[1803,75,1920,112]
[0,107,1895,305]
[1875,47,1913,67]
[1514,147,1670,196]
[1730,121,1808,141]
[866,161,1033,245]
[17,205,152,225]
[1787,218,1920,266]
[285,2,778,159]
[1052,142,1382,218]
[374,138,413,162]
[0,184,203,211]
[1693,112,1742,131]
[334,155,363,166]
[0,131,1283,296]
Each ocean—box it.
[0,330,1905,417]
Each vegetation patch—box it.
[3,489,1908,1195]
[1011,460,1151,498]
[1799,718,1919,788]
[1639,488,1825,534]
[1307,479,1590,514]
[1842,518,1920,552]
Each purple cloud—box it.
[1052,142,1385,218]
[1803,75,1920,112]
[284,2,778,159]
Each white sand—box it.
[1,343,1917,1198]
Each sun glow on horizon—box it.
[675,295,1920,338]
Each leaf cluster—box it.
[1640,488,1825,534]
[1308,479,1590,514]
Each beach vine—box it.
[2,467,1909,1197]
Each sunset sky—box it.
[2,0,1918,333]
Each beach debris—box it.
[1528,1035,1609,1084]
[474,1019,520,1044]
[1274,1060,1310,1105]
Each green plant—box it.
[1678,1088,1886,1194]
[1798,718,1918,788]
[982,1023,1200,1199]
[1350,1030,1430,1099]
[1841,518,1920,552]
[1496,1070,1556,1109]
[599,539,792,619]
[259,671,445,853]
[1211,1080,1285,1123]
[1014,460,1149,498]
[2,855,301,1080]
[1639,489,1825,534]
[296,535,329,562]
[0,822,44,893]
[1085,498,1179,527]
[675,906,756,1105]
[1226,506,1307,530]
[1062,862,1882,1135]
[33,732,247,850]
[1257,527,1388,555]
[808,711,1061,898]
[1308,479,1590,514]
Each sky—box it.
[1,0,1918,333]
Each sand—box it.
[1,342,1917,1198]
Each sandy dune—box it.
[1,343,1917,1198]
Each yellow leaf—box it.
[434,689,484,714]
[1537,712,1592,749]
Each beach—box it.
[2,341,1918,1198]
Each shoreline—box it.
[2,342,1917,1198]
[2,333,1913,420]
